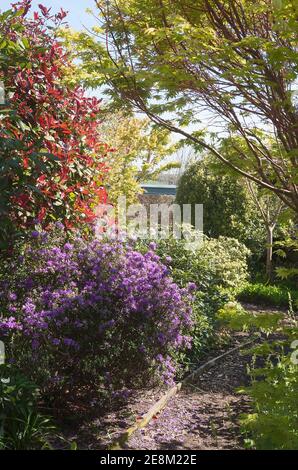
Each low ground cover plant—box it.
[0,365,54,449]
[238,282,298,309]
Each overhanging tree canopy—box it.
[68,0,298,212]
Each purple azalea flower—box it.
[31,230,40,238]
[188,282,197,291]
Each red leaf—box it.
[37,207,47,222]
[38,4,50,17]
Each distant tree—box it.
[177,156,291,276]
[101,112,179,205]
[218,133,291,279]
[246,181,285,280]
[176,158,264,243]
[158,147,195,184]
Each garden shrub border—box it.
[237,282,298,309]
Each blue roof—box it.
[141,183,177,196]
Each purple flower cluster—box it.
[0,230,193,394]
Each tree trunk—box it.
[266,225,274,281]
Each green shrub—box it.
[0,365,54,449]
[138,233,250,360]
[275,236,298,282]
[176,158,266,271]
[237,282,298,308]
[197,236,250,292]
[148,235,250,293]
[240,357,298,450]
[217,302,298,449]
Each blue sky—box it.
[0,0,97,30]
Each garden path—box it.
[124,334,252,450]
[59,304,284,450]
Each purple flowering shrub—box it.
[0,227,193,397]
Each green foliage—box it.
[0,365,55,449]
[149,235,250,299]
[217,301,298,449]
[275,236,298,281]
[101,112,179,206]
[161,237,249,292]
[176,159,265,250]
[138,233,250,360]
[239,356,298,450]
[238,282,298,309]
[217,301,283,334]
[197,236,250,293]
